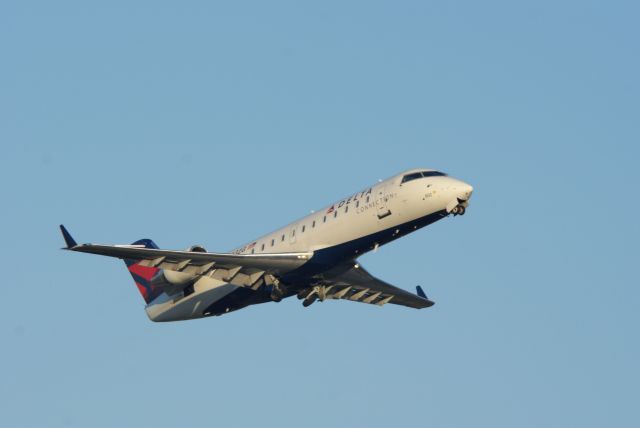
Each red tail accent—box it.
[129,264,159,281]
[123,238,162,303]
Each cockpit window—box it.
[421,171,446,178]
[401,171,447,184]
[401,172,423,183]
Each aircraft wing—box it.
[315,264,435,309]
[59,225,311,279]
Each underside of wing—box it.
[299,263,434,309]
[66,242,312,273]
[59,225,312,291]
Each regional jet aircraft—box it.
[60,169,473,321]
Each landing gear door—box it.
[376,185,392,220]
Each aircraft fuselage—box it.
[143,169,473,321]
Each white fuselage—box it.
[145,169,473,321]
[234,169,473,256]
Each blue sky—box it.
[2,1,639,427]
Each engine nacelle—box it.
[149,245,206,295]
[162,270,197,287]
[149,269,198,297]
[185,245,207,253]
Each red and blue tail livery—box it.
[124,239,163,304]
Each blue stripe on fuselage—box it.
[201,209,449,317]
[283,208,449,281]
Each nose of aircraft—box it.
[446,178,473,200]
[440,178,473,215]
[459,182,473,201]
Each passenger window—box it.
[366,196,370,203]
[281,234,285,242]
[302,225,306,232]
[345,205,349,213]
[356,201,360,208]
[251,248,255,254]
[312,220,316,228]
[323,216,327,223]
[334,211,338,218]
[271,239,275,247]
[261,243,265,251]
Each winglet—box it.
[416,286,435,307]
[59,224,77,248]
[416,285,427,299]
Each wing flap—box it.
[65,241,312,276]
[319,264,434,309]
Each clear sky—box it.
[2,1,639,427]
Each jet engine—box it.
[186,245,207,253]
[149,269,198,297]
[161,270,197,287]
[148,244,207,296]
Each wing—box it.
[310,264,434,309]
[59,225,311,289]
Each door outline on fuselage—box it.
[377,184,392,219]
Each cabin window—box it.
[312,220,316,228]
[334,211,338,218]
[302,225,306,232]
[281,234,285,242]
[356,201,360,208]
[292,229,296,237]
[251,248,255,254]
[271,239,275,247]
[261,243,265,251]
[345,205,349,213]
[366,196,370,203]
[323,216,327,223]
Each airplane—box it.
[60,168,473,322]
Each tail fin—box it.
[124,239,163,304]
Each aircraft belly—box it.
[145,276,239,322]
[303,198,440,258]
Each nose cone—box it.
[460,182,473,201]
[448,178,473,201]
